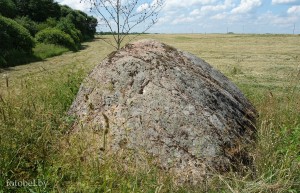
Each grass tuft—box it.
[33,43,69,60]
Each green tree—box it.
[13,0,30,17]
[13,0,60,22]
[15,16,39,36]
[84,15,97,40]
[0,0,17,18]
[60,5,73,17]
[28,0,60,22]
[61,6,97,41]
[56,18,82,46]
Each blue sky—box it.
[56,0,300,34]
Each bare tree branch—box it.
[83,0,165,50]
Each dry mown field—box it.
[1,34,299,192]
[1,34,299,94]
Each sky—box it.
[56,0,300,34]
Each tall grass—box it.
[0,67,84,192]
[0,34,299,192]
[0,65,176,192]
[1,69,299,193]
[214,72,300,193]
[33,43,69,60]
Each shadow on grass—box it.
[0,43,71,70]
[79,44,89,50]
[0,39,97,71]
[0,52,43,71]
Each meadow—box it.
[0,34,299,192]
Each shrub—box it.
[0,0,17,18]
[36,18,59,32]
[56,18,82,46]
[35,28,77,51]
[0,15,35,53]
[45,17,58,28]
[15,16,39,36]
[0,55,6,66]
[0,15,35,67]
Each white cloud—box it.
[201,5,228,12]
[57,0,90,11]
[64,0,300,34]
[189,0,234,19]
[163,0,216,10]
[211,13,228,20]
[190,9,201,16]
[287,5,300,15]
[171,14,195,24]
[257,11,298,26]
[137,3,150,12]
[272,0,298,5]
[200,0,234,13]
[231,0,262,14]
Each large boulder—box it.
[69,39,257,184]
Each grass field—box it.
[0,34,299,192]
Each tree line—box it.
[0,0,98,67]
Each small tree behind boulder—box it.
[83,0,164,49]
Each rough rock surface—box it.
[69,39,257,184]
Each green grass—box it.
[33,43,69,60]
[0,66,84,192]
[0,34,299,192]
[1,43,70,68]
